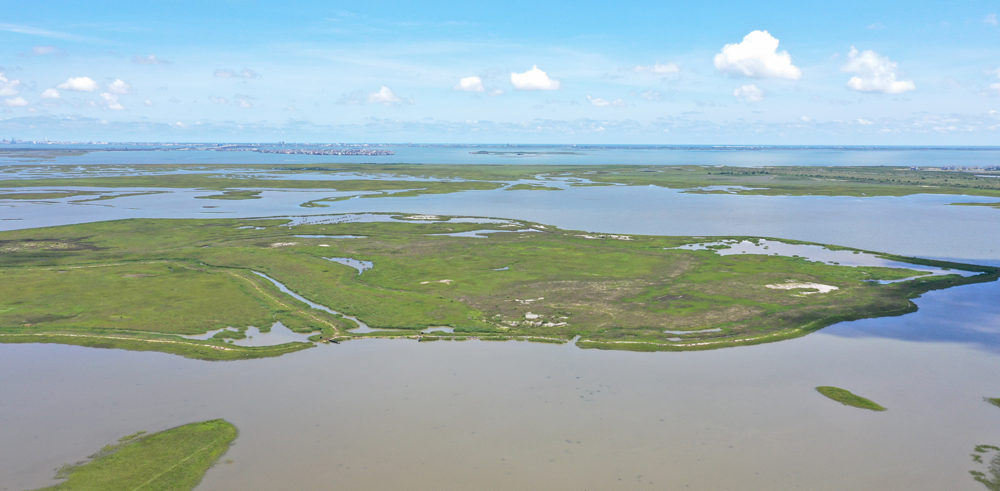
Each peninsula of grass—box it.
[986,397,1000,409]
[0,213,995,359]
[816,386,887,411]
[33,419,236,491]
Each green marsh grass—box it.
[816,386,887,411]
[33,419,237,491]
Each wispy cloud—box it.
[31,46,60,55]
[734,84,765,102]
[213,68,261,79]
[633,62,678,74]
[0,23,106,44]
[586,95,626,107]
[132,55,172,65]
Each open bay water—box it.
[2,149,1000,490]
[3,144,1000,167]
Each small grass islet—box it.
[32,419,237,491]
[815,386,887,411]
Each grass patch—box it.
[986,397,1000,409]
[32,419,237,491]
[195,190,262,200]
[816,386,887,411]
[506,184,562,191]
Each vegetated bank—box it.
[0,214,995,359]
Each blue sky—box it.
[2,0,1000,144]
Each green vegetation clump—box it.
[985,397,1000,409]
[816,386,887,411]
[33,419,237,491]
[195,190,262,200]
[971,445,1000,490]
[506,183,562,191]
[951,202,1000,209]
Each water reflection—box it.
[180,322,313,346]
[824,278,1000,353]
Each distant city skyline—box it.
[2,0,1000,144]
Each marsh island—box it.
[1,213,994,359]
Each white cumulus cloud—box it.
[100,92,125,110]
[733,84,764,102]
[4,96,28,107]
[368,86,405,105]
[144,98,153,106]
[214,68,260,79]
[633,62,679,74]
[0,72,21,96]
[714,30,802,80]
[107,79,132,95]
[32,46,58,55]
[841,47,915,94]
[857,118,875,125]
[511,65,561,90]
[209,96,228,104]
[40,88,60,99]
[454,76,485,92]
[57,76,99,92]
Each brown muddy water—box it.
[3,279,999,491]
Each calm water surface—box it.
[1,153,999,490]
[3,145,1000,167]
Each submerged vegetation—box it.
[0,213,994,359]
[972,445,1000,490]
[815,386,887,411]
[33,419,236,491]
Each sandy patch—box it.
[765,281,839,294]
[515,297,544,304]
[269,242,299,248]
[576,234,633,241]
[405,215,439,220]
[420,279,453,284]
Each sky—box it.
[1,0,1000,144]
